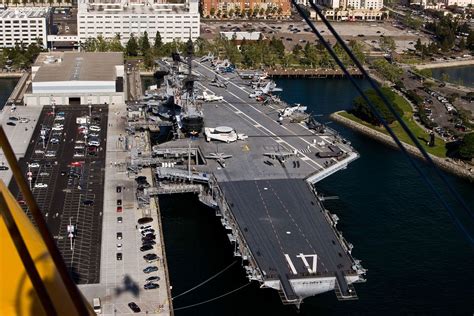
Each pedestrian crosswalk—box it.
[299,148,312,154]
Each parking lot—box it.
[9,104,108,284]
[201,20,430,51]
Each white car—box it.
[45,151,56,157]
[29,163,40,168]
[35,150,45,154]
[89,125,101,132]
[88,140,100,147]
[39,172,49,176]
[52,126,64,131]
[34,183,48,188]
[117,243,123,251]
[19,118,30,123]
[54,116,65,121]
[89,133,99,137]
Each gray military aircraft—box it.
[205,152,233,168]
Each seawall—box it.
[415,59,474,70]
[0,72,23,78]
[330,111,474,183]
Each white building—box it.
[77,0,200,46]
[0,8,50,48]
[24,52,125,106]
[443,0,473,6]
[317,0,383,9]
[314,0,384,20]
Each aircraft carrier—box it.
[135,51,366,307]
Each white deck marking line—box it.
[195,65,323,170]
[284,254,298,275]
[196,62,352,155]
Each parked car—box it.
[117,206,123,212]
[144,283,159,290]
[142,240,156,246]
[116,253,122,260]
[89,125,101,132]
[117,232,122,240]
[140,244,153,252]
[128,302,141,313]
[117,243,122,250]
[117,216,123,223]
[116,186,122,193]
[143,253,158,262]
[82,199,94,206]
[34,183,48,188]
[117,199,122,206]
[143,266,158,274]
[0,166,9,171]
[145,276,160,283]
[29,163,40,168]
[7,122,16,126]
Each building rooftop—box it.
[78,0,196,14]
[33,52,123,82]
[220,32,262,41]
[0,7,50,19]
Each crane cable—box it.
[291,0,474,246]
[172,260,238,300]
[173,282,252,311]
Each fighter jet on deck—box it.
[205,152,233,168]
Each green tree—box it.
[459,37,466,50]
[379,36,396,53]
[140,31,151,54]
[109,34,124,52]
[210,7,215,16]
[458,133,474,160]
[467,31,474,51]
[126,34,139,57]
[372,59,403,83]
[352,87,404,125]
[154,31,162,50]
[96,35,108,52]
[228,8,234,17]
[414,38,423,52]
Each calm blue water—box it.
[161,78,474,315]
[2,78,472,315]
[431,65,474,87]
[0,78,18,109]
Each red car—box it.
[117,206,123,212]
[70,161,83,167]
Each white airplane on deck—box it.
[204,126,248,143]
[197,91,224,102]
[249,81,283,98]
[279,104,308,118]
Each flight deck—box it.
[146,59,366,305]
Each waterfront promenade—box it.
[331,111,474,182]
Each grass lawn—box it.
[338,110,447,158]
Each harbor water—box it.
[2,78,473,315]
[430,65,474,88]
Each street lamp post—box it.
[88,95,92,117]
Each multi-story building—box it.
[0,8,50,48]
[443,0,473,6]
[201,0,291,18]
[77,0,200,45]
[314,0,384,20]
[0,0,71,7]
